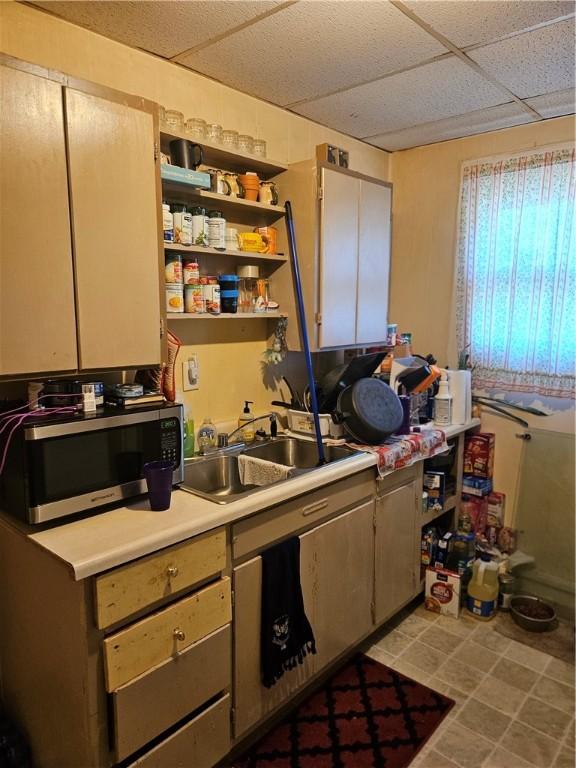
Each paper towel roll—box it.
[449,370,472,425]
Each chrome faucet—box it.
[219,413,278,447]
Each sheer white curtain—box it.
[456,145,575,398]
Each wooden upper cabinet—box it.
[318,167,359,348]
[356,180,391,345]
[65,88,161,370]
[0,65,78,376]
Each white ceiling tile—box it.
[292,56,507,138]
[525,88,576,118]
[403,0,574,48]
[177,1,448,106]
[30,1,281,58]
[468,19,575,98]
[366,102,535,150]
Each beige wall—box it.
[389,118,576,519]
[0,1,390,426]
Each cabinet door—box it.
[318,167,359,348]
[374,479,420,624]
[65,89,161,370]
[0,66,78,375]
[233,499,374,738]
[356,180,391,345]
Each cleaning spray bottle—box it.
[238,400,255,442]
[433,372,452,426]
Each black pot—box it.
[333,378,403,445]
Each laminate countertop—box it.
[9,420,479,580]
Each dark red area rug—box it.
[235,654,454,768]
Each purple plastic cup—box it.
[143,460,174,511]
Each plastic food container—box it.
[287,409,344,438]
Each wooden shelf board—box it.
[166,312,284,320]
[420,497,457,528]
[163,243,288,262]
[161,183,286,225]
[159,128,288,177]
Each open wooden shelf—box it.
[159,128,289,178]
[166,312,284,320]
[161,184,286,226]
[420,495,457,528]
[163,242,288,262]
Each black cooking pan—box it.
[333,378,403,444]
[318,353,385,413]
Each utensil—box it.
[333,378,403,445]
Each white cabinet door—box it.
[65,88,161,370]
[374,478,420,625]
[356,180,391,345]
[318,167,359,348]
[0,66,77,376]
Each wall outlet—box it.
[183,355,199,391]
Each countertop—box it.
[17,419,479,581]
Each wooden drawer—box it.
[232,469,374,559]
[95,528,226,629]
[113,624,231,761]
[126,694,230,768]
[103,577,231,691]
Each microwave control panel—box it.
[160,417,181,466]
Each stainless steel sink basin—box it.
[180,437,360,504]
[243,438,353,467]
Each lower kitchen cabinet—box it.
[233,499,374,738]
[374,466,423,625]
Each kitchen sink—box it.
[180,437,360,504]
[243,438,353,467]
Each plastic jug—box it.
[466,557,499,620]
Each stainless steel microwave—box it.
[0,405,183,524]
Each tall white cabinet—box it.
[275,160,391,351]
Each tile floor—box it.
[364,603,575,768]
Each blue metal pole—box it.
[284,201,326,465]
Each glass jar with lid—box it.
[205,123,223,143]
[185,117,207,139]
[238,134,254,154]
[221,129,239,148]
[164,110,184,131]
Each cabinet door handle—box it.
[173,628,186,642]
[302,499,328,517]
[166,566,179,578]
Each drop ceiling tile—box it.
[468,19,575,98]
[367,102,535,150]
[177,1,448,106]
[403,0,575,48]
[525,88,576,118]
[30,1,281,58]
[293,56,507,138]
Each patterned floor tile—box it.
[456,697,511,741]
[517,696,572,741]
[501,721,560,768]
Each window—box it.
[456,145,575,398]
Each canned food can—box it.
[184,284,205,314]
[166,284,184,312]
[203,283,221,314]
[183,260,200,284]
[165,253,183,283]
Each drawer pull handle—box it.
[302,499,328,517]
[173,628,186,642]
[166,566,179,578]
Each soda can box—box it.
[462,475,493,496]
[160,165,211,189]
[425,567,461,618]
[464,432,495,478]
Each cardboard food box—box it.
[433,532,454,569]
[462,475,493,496]
[424,471,445,512]
[425,567,461,618]
[487,491,506,527]
[463,433,495,478]
[462,494,488,534]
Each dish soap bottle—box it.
[238,401,255,442]
[197,417,217,453]
[179,393,195,458]
[433,372,452,426]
